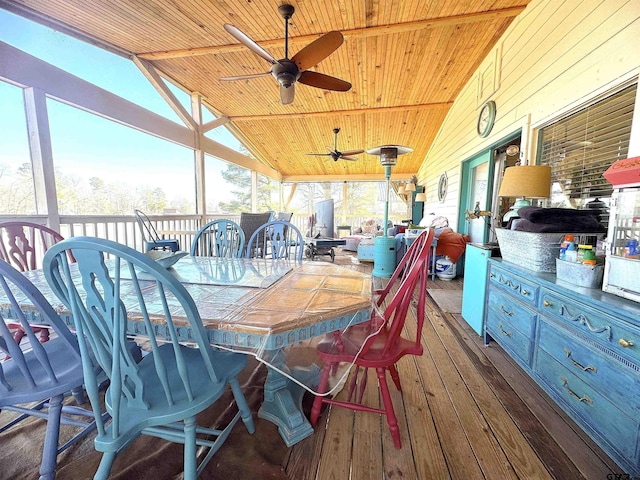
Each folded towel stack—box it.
[512,207,606,233]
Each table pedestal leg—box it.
[258,365,314,447]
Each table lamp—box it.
[498,165,551,223]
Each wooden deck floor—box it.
[283,250,625,479]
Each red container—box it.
[603,156,640,188]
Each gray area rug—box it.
[428,289,463,313]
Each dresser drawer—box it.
[487,311,534,367]
[540,288,640,367]
[487,289,536,338]
[538,318,640,420]
[487,290,536,367]
[489,266,539,306]
[535,349,640,462]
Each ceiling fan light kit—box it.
[220,4,351,105]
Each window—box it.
[0,81,35,214]
[538,83,637,212]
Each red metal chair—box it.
[0,221,70,345]
[309,228,434,449]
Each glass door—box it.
[458,134,522,244]
[458,151,492,244]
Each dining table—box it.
[3,255,374,447]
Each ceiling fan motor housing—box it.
[272,60,300,87]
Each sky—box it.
[0,8,244,207]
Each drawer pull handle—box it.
[618,338,634,348]
[561,377,593,405]
[490,273,496,278]
[543,300,552,307]
[521,289,530,296]
[564,348,597,373]
[499,305,514,316]
[498,323,512,337]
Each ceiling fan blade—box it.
[340,149,365,156]
[219,72,271,81]
[224,24,277,64]
[292,31,344,71]
[326,146,339,155]
[280,83,295,105]
[299,71,351,91]
[306,153,331,157]
[340,155,359,162]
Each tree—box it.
[217,164,250,213]
[0,163,36,214]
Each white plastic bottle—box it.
[565,242,577,262]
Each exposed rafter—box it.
[225,102,453,122]
[132,56,197,130]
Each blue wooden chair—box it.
[134,209,180,253]
[245,220,304,261]
[43,237,255,480]
[0,259,98,480]
[190,219,244,258]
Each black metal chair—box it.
[134,209,180,253]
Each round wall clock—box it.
[437,172,447,203]
[477,100,496,138]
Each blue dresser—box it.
[484,259,640,476]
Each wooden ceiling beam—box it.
[201,116,230,133]
[137,6,527,60]
[225,102,452,122]
[283,173,416,182]
[132,57,197,130]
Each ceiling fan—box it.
[220,4,351,105]
[307,128,364,162]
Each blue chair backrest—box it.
[0,258,82,401]
[245,220,304,261]
[43,237,223,424]
[190,219,244,258]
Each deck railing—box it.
[0,214,404,252]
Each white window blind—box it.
[539,83,637,207]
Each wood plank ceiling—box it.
[0,0,531,180]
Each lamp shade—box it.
[415,192,426,202]
[398,185,406,195]
[498,165,552,199]
[405,182,416,192]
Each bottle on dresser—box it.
[559,234,574,261]
[564,241,578,262]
